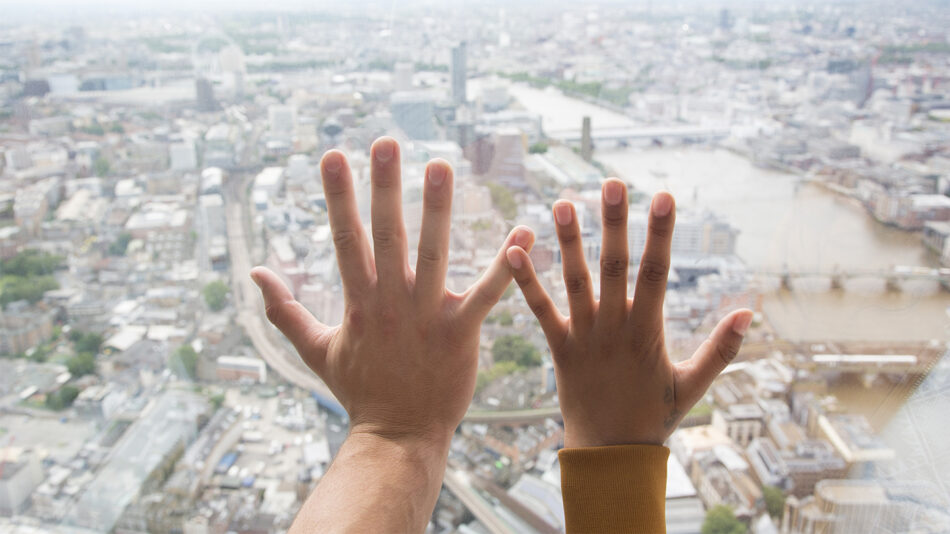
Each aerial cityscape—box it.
[1,1,950,532]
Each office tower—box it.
[268,105,297,139]
[581,116,592,162]
[390,91,437,140]
[451,41,467,105]
[195,78,218,112]
[393,62,414,92]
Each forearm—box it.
[289,431,449,534]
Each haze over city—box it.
[0,1,949,533]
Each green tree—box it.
[0,276,58,306]
[491,334,541,368]
[170,345,198,379]
[486,182,517,221]
[109,232,132,256]
[67,352,97,377]
[75,333,103,354]
[475,360,521,393]
[46,385,80,410]
[202,280,230,311]
[93,156,110,177]
[528,142,549,154]
[702,505,746,534]
[763,485,785,519]
[1,250,64,276]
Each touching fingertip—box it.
[427,161,447,186]
[554,202,573,226]
[372,137,396,163]
[512,227,533,249]
[732,310,753,336]
[604,180,624,206]
[506,247,523,270]
[652,191,674,217]
[322,151,344,174]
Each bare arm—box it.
[506,181,752,532]
[252,137,533,533]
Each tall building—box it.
[268,105,297,140]
[580,116,593,162]
[195,78,217,112]
[451,41,467,105]
[393,62,414,92]
[390,91,437,140]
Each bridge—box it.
[547,125,731,145]
[751,266,950,293]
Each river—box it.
[500,83,950,342]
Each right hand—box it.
[251,137,534,448]
[505,180,753,447]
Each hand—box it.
[251,137,533,446]
[505,180,752,447]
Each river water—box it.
[501,83,950,342]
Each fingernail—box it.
[323,152,343,175]
[732,312,753,335]
[506,247,523,270]
[652,192,672,217]
[554,203,573,226]
[249,270,261,288]
[604,181,623,206]
[513,228,531,249]
[428,163,446,186]
[374,139,394,162]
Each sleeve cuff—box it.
[559,444,669,534]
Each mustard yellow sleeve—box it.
[558,444,669,534]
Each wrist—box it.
[346,423,453,465]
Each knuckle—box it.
[264,302,283,325]
[372,228,399,250]
[558,231,580,247]
[602,208,626,229]
[639,259,669,285]
[332,229,359,252]
[714,342,737,367]
[565,274,590,295]
[600,256,628,280]
[416,245,443,267]
[649,222,672,240]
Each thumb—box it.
[675,309,753,408]
[250,266,330,371]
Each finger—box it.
[370,136,409,290]
[250,266,331,373]
[553,200,594,328]
[599,179,629,322]
[506,245,568,345]
[457,226,534,324]
[320,150,374,297]
[630,192,675,335]
[675,309,752,408]
[414,159,454,310]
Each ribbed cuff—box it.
[559,444,669,534]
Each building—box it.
[195,77,218,112]
[0,309,54,355]
[712,403,766,447]
[169,141,198,171]
[391,91,437,140]
[268,105,297,140]
[451,41,467,105]
[630,210,738,260]
[216,356,267,384]
[580,116,592,162]
[0,450,44,515]
[393,62,413,92]
[922,221,950,264]
[781,480,950,534]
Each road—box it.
[443,466,519,534]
